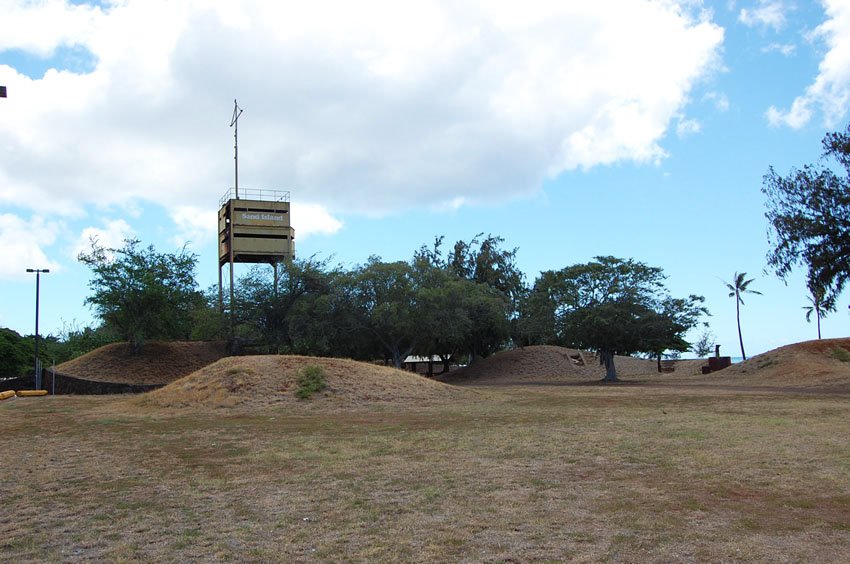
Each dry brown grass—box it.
[54,341,228,385]
[2,382,849,562]
[3,340,850,561]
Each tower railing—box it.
[219,188,290,207]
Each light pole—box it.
[26,268,49,389]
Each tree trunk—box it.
[817,310,822,340]
[392,342,416,370]
[391,349,403,369]
[601,350,618,381]
[656,353,662,373]
[736,296,746,361]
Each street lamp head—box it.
[26,268,50,273]
[26,268,34,272]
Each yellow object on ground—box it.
[15,390,48,397]
[0,390,15,400]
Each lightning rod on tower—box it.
[230,99,243,199]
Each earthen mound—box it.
[441,346,588,383]
[137,355,478,410]
[55,341,228,386]
[440,345,668,384]
[704,337,850,388]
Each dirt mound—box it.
[440,345,673,384]
[441,346,587,383]
[56,341,228,386]
[137,355,478,409]
[705,337,850,388]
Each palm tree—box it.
[725,272,761,360]
[803,284,832,340]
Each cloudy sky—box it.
[1,0,849,357]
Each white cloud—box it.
[0,213,62,280]
[0,0,103,57]
[761,42,796,56]
[291,202,344,239]
[676,117,702,138]
[766,99,812,128]
[766,0,850,128]
[169,205,217,249]
[71,218,135,259]
[704,91,730,112]
[739,1,787,31]
[0,0,724,222]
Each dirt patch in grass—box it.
[54,341,228,386]
[135,355,479,410]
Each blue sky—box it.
[1,0,849,358]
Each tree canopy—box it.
[0,327,31,378]
[417,233,525,307]
[73,235,709,379]
[763,122,850,308]
[79,238,204,353]
[228,237,514,367]
[519,257,707,380]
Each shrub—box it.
[296,365,327,399]
[831,347,850,363]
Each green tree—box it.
[644,296,709,371]
[455,280,512,362]
[415,273,474,371]
[724,272,761,361]
[227,257,340,354]
[512,283,557,347]
[415,236,516,362]
[563,300,656,380]
[78,238,204,353]
[691,326,716,358]
[349,258,422,368]
[527,257,707,380]
[287,271,364,358]
[445,233,525,305]
[763,123,850,307]
[0,327,31,378]
[419,234,525,305]
[189,287,228,342]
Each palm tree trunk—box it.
[817,309,822,340]
[736,295,746,361]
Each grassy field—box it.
[2,385,850,562]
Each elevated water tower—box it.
[218,100,295,318]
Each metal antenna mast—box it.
[230,99,243,199]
